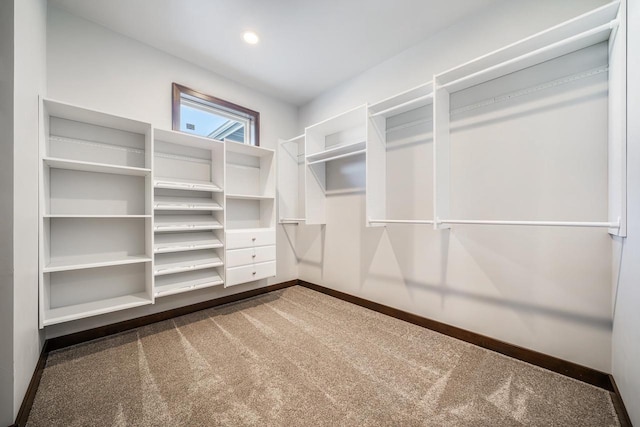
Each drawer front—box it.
[226,245,276,268]
[226,229,275,249]
[225,261,276,287]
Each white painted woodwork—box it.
[226,246,276,268]
[277,137,306,224]
[39,99,154,328]
[225,261,277,287]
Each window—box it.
[172,83,260,146]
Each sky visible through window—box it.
[179,104,228,137]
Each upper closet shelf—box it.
[154,128,224,150]
[435,1,620,93]
[154,196,223,211]
[306,140,366,165]
[154,177,223,192]
[43,157,151,176]
[368,82,434,118]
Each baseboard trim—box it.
[47,280,297,352]
[13,280,297,426]
[14,279,631,426]
[298,280,614,390]
[609,374,633,427]
[13,341,49,427]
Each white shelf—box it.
[436,1,620,93]
[44,214,151,218]
[154,177,222,192]
[154,215,223,231]
[44,157,151,176]
[369,82,434,118]
[154,269,224,298]
[226,193,275,201]
[44,254,151,273]
[154,252,223,276]
[43,292,152,326]
[225,142,275,157]
[153,232,223,254]
[305,140,366,164]
[154,196,222,211]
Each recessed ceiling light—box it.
[242,31,260,45]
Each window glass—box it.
[172,83,259,146]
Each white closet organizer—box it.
[39,99,154,327]
[433,0,625,234]
[277,134,306,224]
[305,105,368,224]
[152,129,225,298]
[367,82,434,227]
[225,142,277,287]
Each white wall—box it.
[612,0,640,423]
[45,6,299,338]
[13,0,47,418]
[0,1,15,424]
[297,0,614,371]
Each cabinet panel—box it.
[226,228,276,249]
[225,261,276,287]
[226,245,276,268]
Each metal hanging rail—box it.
[306,149,366,165]
[437,219,620,228]
[368,219,435,225]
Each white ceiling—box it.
[49,0,502,105]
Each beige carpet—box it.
[28,286,619,426]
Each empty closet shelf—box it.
[306,140,366,164]
[154,253,223,276]
[43,157,151,176]
[43,293,152,326]
[226,193,275,200]
[44,254,151,273]
[154,196,223,211]
[154,269,224,297]
[44,214,152,218]
[154,215,223,231]
[154,233,223,253]
[154,177,222,192]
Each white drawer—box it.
[226,261,276,287]
[226,228,275,249]
[226,245,276,268]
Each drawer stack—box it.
[225,229,276,286]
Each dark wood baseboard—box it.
[13,280,297,426]
[14,279,632,426]
[609,374,633,427]
[13,341,49,427]
[298,280,614,390]
[47,280,297,352]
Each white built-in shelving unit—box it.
[304,105,368,224]
[277,134,306,224]
[39,99,154,327]
[225,142,277,286]
[367,82,434,227]
[152,129,225,298]
[432,0,625,234]
[361,1,626,234]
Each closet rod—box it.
[282,134,305,143]
[370,93,434,118]
[369,219,434,225]
[280,218,305,223]
[441,20,618,92]
[438,219,619,228]
[307,149,366,165]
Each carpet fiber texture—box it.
[28,286,620,426]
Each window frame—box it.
[172,82,260,146]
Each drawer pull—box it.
[252,254,256,258]
[252,237,256,241]
[252,271,256,275]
